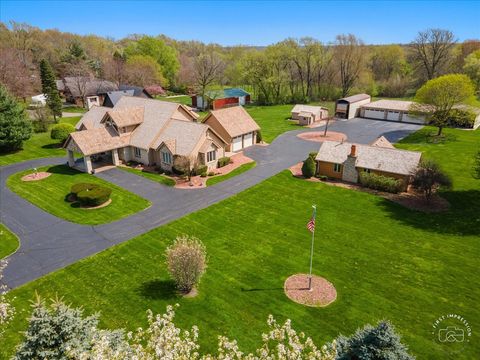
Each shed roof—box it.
[206,106,260,138]
[315,140,421,176]
[338,93,371,104]
[292,104,327,114]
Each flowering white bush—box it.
[0,260,15,331]
[76,304,336,360]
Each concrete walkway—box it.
[0,119,422,289]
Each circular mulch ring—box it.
[297,131,347,143]
[284,274,337,307]
[21,172,51,182]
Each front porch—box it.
[67,148,120,174]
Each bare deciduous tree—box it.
[334,34,366,97]
[410,29,456,81]
[194,48,225,109]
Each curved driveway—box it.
[0,119,422,288]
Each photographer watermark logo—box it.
[432,314,471,352]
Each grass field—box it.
[7,165,150,225]
[245,102,335,143]
[118,166,176,186]
[206,162,256,186]
[0,116,81,166]
[0,224,19,259]
[2,127,478,358]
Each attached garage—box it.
[203,106,261,153]
[386,111,401,121]
[364,109,385,120]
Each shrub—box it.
[336,320,414,360]
[172,166,185,176]
[51,123,75,143]
[154,166,164,174]
[446,108,476,128]
[208,171,215,177]
[200,173,207,178]
[70,183,97,196]
[165,235,207,293]
[301,156,316,178]
[256,130,263,143]
[76,186,112,207]
[218,156,231,168]
[359,172,403,193]
[196,165,207,176]
[317,175,328,181]
[412,159,452,200]
[309,152,317,160]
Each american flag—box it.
[307,207,316,233]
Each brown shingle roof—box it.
[107,107,144,127]
[338,93,371,103]
[75,106,110,130]
[315,140,421,176]
[369,136,394,149]
[67,128,128,156]
[206,106,260,138]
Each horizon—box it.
[1,0,479,46]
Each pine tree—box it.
[301,156,316,178]
[40,59,63,122]
[336,321,414,360]
[0,85,32,152]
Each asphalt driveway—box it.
[0,119,422,288]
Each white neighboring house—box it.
[31,94,47,106]
[291,104,329,125]
[360,100,426,124]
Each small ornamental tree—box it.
[0,260,15,332]
[336,321,414,360]
[302,155,316,178]
[412,74,475,136]
[165,235,207,294]
[0,85,32,152]
[51,123,75,143]
[412,159,452,200]
[40,59,63,122]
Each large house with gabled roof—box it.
[64,97,227,174]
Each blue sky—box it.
[1,1,479,45]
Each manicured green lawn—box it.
[62,106,87,113]
[6,165,150,225]
[0,116,81,166]
[158,95,192,106]
[0,224,19,259]
[206,162,256,186]
[245,102,335,143]
[118,166,176,186]
[2,127,479,358]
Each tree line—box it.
[1,21,479,105]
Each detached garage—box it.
[335,93,371,119]
[360,100,426,124]
[203,106,261,152]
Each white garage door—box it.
[239,96,246,105]
[243,132,253,147]
[364,109,385,120]
[386,111,400,121]
[232,136,243,151]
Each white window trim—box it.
[134,147,141,158]
[333,163,341,173]
[207,150,216,163]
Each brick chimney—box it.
[350,144,357,157]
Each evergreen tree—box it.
[40,59,63,122]
[336,321,414,360]
[0,85,32,152]
[301,156,316,178]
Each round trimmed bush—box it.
[70,183,97,196]
[70,183,112,206]
[51,123,75,143]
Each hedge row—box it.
[70,182,112,207]
[359,172,403,194]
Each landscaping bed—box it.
[7,165,150,225]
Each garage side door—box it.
[243,132,253,147]
[232,136,243,151]
[364,109,385,120]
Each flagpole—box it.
[308,205,317,290]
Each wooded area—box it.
[1,21,479,104]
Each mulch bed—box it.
[297,131,347,143]
[284,274,337,307]
[21,172,51,182]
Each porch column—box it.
[67,150,75,167]
[84,155,93,174]
[112,148,120,166]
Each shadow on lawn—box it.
[240,286,283,292]
[41,143,62,149]
[46,164,80,175]
[378,189,480,236]
[138,279,178,300]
